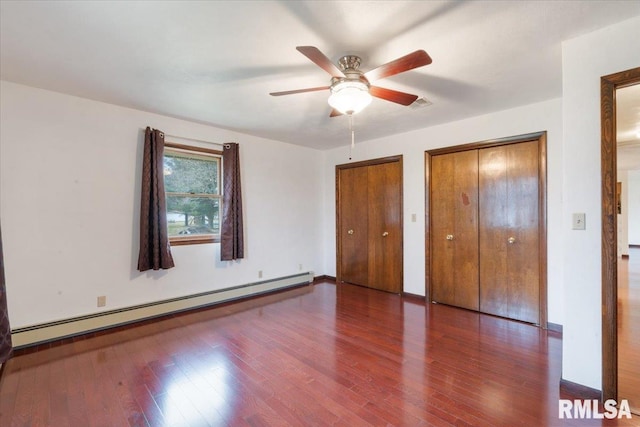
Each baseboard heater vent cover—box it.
[12,271,314,348]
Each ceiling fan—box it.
[270,46,432,117]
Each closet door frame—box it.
[336,156,404,290]
[425,132,548,328]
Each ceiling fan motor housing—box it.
[335,55,370,85]
[338,55,362,72]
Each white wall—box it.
[561,16,640,390]
[629,170,640,245]
[0,81,324,328]
[322,98,564,325]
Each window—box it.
[163,142,222,245]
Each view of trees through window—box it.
[163,148,221,238]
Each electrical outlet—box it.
[258,270,263,279]
[411,213,417,222]
[299,264,303,271]
[97,296,106,307]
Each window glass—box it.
[166,197,220,236]
[164,144,222,244]
[164,151,219,194]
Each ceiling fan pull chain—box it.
[349,113,355,160]
[350,114,355,149]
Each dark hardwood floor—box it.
[0,281,637,426]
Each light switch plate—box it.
[572,213,586,230]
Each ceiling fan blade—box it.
[297,46,345,78]
[370,86,419,106]
[364,50,432,83]
[329,108,342,118]
[269,86,330,96]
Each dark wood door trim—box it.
[425,132,548,328]
[601,67,640,402]
[426,132,546,156]
[336,155,403,170]
[336,156,403,289]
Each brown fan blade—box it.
[270,86,330,96]
[297,46,345,78]
[369,86,419,106]
[329,108,343,118]
[364,50,432,83]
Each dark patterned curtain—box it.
[137,127,175,271]
[0,224,13,363]
[221,143,244,260]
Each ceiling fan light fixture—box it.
[328,80,372,115]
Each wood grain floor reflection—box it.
[0,281,636,426]
[619,247,640,415]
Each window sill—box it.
[170,235,220,246]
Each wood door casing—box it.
[479,141,540,323]
[336,156,403,293]
[367,161,402,293]
[337,166,369,286]
[430,150,479,310]
[601,67,640,403]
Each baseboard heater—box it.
[11,271,314,349]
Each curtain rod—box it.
[163,133,226,148]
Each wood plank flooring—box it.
[0,281,637,426]
[619,247,640,414]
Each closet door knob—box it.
[382,231,389,237]
[347,229,354,235]
[508,237,516,244]
[446,234,454,241]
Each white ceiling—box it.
[1,0,640,150]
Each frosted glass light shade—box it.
[328,81,372,115]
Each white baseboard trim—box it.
[11,272,314,348]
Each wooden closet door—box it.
[367,161,402,293]
[337,166,369,286]
[431,150,479,310]
[479,141,540,324]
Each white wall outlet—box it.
[411,213,417,222]
[258,270,263,279]
[572,213,586,230]
[97,296,106,307]
[299,264,303,271]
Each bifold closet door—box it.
[338,166,369,287]
[430,150,479,310]
[337,158,403,293]
[367,161,402,293]
[479,141,540,324]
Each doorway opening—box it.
[600,67,640,405]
